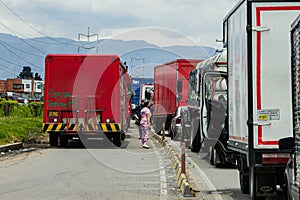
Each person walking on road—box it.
[140,101,151,149]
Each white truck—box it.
[223,1,300,199]
[187,51,236,167]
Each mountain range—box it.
[0,33,215,79]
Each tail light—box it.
[105,118,115,123]
[261,153,290,164]
[176,117,181,125]
[48,110,59,122]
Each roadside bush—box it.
[0,99,44,144]
[29,102,43,117]
[0,99,18,116]
[0,99,44,117]
[11,105,32,117]
[0,116,43,145]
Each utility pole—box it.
[78,27,99,53]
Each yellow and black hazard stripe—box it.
[43,123,67,132]
[99,123,121,132]
[43,123,121,133]
[84,123,121,132]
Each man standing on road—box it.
[140,101,152,149]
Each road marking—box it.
[151,140,167,200]
[186,157,223,200]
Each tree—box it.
[18,66,33,79]
[34,73,42,81]
[17,66,42,80]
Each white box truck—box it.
[223,1,300,199]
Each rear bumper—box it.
[43,123,122,133]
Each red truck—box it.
[153,59,202,134]
[42,54,131,147]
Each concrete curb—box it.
[0,142,23,153]
[151,130,195,197]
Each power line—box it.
[0,41,43,70]
[0,20,46,54]
[28,0,84,28]
[0,0,78,47]
[0,56,23,67]
[0,39,43,57]
[0,64,15,76]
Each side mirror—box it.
[278,137,294,152]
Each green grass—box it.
[0,116,43,145]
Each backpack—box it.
[135,113,141,126]
[133,104,143,126]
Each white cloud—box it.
[0,0,238,46]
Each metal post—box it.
[181,141,186,174]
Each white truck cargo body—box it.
[227,1,299,151]
[224,1,300,199]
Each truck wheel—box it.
[209,147,215,165]
[168,128,174,139]
[49,132,58,147]
[283,175,292,200]
[121,132,126,140]
[59,135,68,148]
[249,167,259,200]
[239,170,249,194]
[191,130,201,152]
[113,134,121,147]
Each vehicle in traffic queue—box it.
[43,54,132,148]
[224,1,300,199]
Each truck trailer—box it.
[153,59,202,134]
[43,54,131,147]
[224,1,300,198]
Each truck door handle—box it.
[251,26,270,32]
[252,122,271,126]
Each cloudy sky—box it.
[0,0,238,47]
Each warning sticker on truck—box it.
[257,109,280,121]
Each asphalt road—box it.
[0,123,186,200]
[0,122,286,200]
[169,138,285,200]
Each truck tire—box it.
[59,135,68,148]
[168,127,174,139]
[121,132,126,140]
[239,170,249,194]
[113,134,121,147]
[249,167,259,200]
[191,130,201,152]
[49,132,58,147]
[283,175,292,200]
[209,147,215,165]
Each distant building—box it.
[1,78,44,99]
[0,80,6,94]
